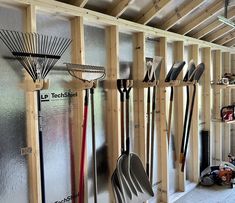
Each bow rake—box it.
[0,29,71,203]
[65,62,106,82]
[64,63,105,203]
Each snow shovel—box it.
[181,63,205,172]
[112,79,138,203]
[123,79,154,202]
[180,60,196,165]
[112,79,154,203]
[165,61,185,147]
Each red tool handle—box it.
[78,90,89,203]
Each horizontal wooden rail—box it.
[0,0,234,52]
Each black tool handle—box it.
[37,90,46,203]
[117,79,125,153]
[90,88,98,203]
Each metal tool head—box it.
[165,61,185,82]
[192,62,205,82]
[130,153,154,201]
[65,63,105,82]
[0,29,71,81]
[144,56,163,82]
[183,60,196,82]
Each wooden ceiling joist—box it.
[1,0,235,52]
[136,0,170,25]
[108,0,134,18]
[160,0,204,30]
[215,31,235,45]
[224,38,235,47]
[193,9,235,39]
[203,25,235,42]
[177,0,224,35]
[71,0,88,7]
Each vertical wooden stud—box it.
[189,44,200,182]
[133,32,146,163]
[105,25,120,202]
[222,52,231,159]
[70,16,86,200]
[201,47,212,164]
[173,41,185,191]
[231,54,235,155]
[25,5,41,203]
[213,50,222,164]
[157,37,169,203]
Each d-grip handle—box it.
[220,105,235,121]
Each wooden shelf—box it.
[211,83,235,89]
[212,118,235,124]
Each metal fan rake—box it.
[0,29,71,81]
[0,29,72,203]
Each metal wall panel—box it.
[36,12,73,203]
[0,5,29,203]
[84,25,110,202]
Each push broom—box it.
[0,29,71,202]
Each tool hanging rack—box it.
[0,29,72,203]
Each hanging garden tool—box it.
[179,60,196,169]
[165,61,185,150]
[0,29,71,203]
[65,63,105,203]
[111,79,154,203]
[143,56,162,184]
[181,63,205,172]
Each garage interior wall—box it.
[0,1,235,203]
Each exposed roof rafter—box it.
[224,38,235,47]
[71,0,88,8]
[193,8,235,39]
[215,30,235,45]
[107,0,134,18]
[160,0,205,30]
[136,0,171,25]
[203,25,235,42]
[176,0,224,35]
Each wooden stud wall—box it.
[25,5,41,203]
[201,47,212,164]
[1,1,235,203]
[232,54,235,155]
[133,32,146,163]
[70,16,86,201]
[213,50,222,164]
[222,53,231,159]
[157,37,169,203]
[173,41,185,191]
[189,45,200,182]
[105,25,120,203]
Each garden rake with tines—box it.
[64,63,105,203]
[0,29,71,203]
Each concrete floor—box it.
[174,184,235,203]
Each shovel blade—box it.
[130,153,154,202]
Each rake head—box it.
[0,29,72,81]
[65,63,106,82]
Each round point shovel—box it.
[180,60,196,164]
[181,63,205,172]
